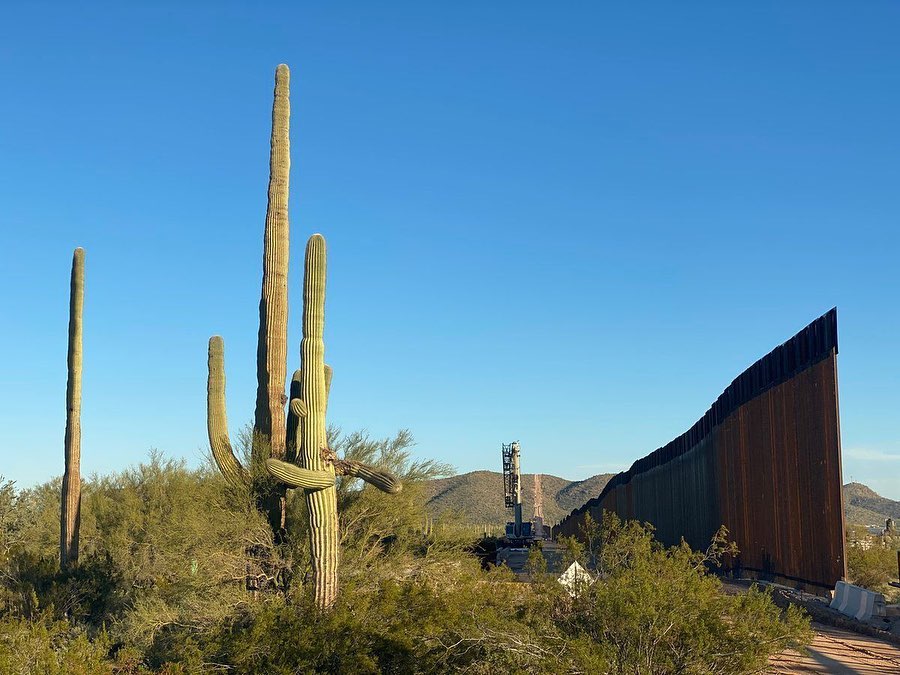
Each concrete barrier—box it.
[830,580,885,621]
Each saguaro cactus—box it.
[265,235,401,608]
[61,247,84,569]
[255,62,291,460]
[206,64,292,538]
[207,68,402,600]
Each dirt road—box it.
[771,622,900,674]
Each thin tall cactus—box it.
[207,64,292,538]
[61,247,84,569]
[255,62,291,461]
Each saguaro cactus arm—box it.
[254,63,292,459]
[207,336,250,488]
[279,391,402,494]
[265,458,335,490]
[333,458,403,494]
[61,247,84,569]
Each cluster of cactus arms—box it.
[61,247,85,569]
[206,65,401,608]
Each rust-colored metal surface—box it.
[557,309,846,592]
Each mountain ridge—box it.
[423,471,900,528]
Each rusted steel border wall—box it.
[557,309,846,592]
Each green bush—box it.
[847,540,900,601]
[0,450,812,673]
[556,513,812,673]
[0,612,112,675]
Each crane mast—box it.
[502,441,523,537]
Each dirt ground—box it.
[770,622,900,674]
[717,579,900,673]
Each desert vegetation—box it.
[0,463,811,673]
[846,524,900,603]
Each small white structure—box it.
[830,580,885,621]
[558,561,594,597]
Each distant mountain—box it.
[423,470,614,526]
[844,482,900,527]
[422,471,899,529]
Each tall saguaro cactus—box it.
[206,64,292,537]
[61,247,84,569]
[266,235,401,608]
[255,63,291,460]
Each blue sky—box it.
[1,2,898,501]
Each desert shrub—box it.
[0,449,812,673]
[0,612,112,675]
[553,512,812,674]
[1,550,121,626]
[142,512,811,674]
[848,541,900,601]
[146,561,567,674]
[2,452,270,652]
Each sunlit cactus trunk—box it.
[298,235,339,607]
[61,247,84,569]
[255,63,291,461]
[207,336,249,488]
[206,64,293,540]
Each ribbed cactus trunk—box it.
[60,247,84,569]
[254,63,291,460]
[207,337,249,488]
[299,235,339,608]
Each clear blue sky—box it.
[1,2,898,501]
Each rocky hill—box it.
[844,482,900,527]
[423,470,613,526]
[423,471,899,528]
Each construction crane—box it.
[498,441,554,572]
[501,441,524,538]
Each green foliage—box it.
[0,456,812,673]
[0,612,112,675]
[2,454,269,651]
[140,513,810,674]
[0,478,28,560]
[554,512,812,673]
[525,541,549,578]
[847,540,900,601]
[557,534,585,569]
[1,550,121,625]
[146,562,565,674]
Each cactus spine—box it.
[61,247,84,569]
[255,62,291,460]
